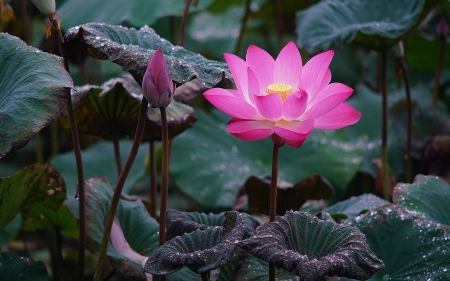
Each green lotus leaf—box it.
[59,0,215,30]
[0,252,48,281]
[59,75,197,141]
[245,174,334,216]
[0,33,73,157]
[393,175,450,225]
[296,0,438,52]
[165,209,259,241]
[171,109,362,208]
[324,194,389,219]
[238,211,384,280]
[0,163,66,230]
[344,205,450,280]
[0,214,21,247]
[64,23,232,88]
[144,211,246,275]
[84,176,159,281]
[233,252,300,281]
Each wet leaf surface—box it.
[324,194,389,219]
[245,174,334,216]
[144,211,246,275]
[296,0,437,51]
[238,211,384,280]
[0,252,48,281]
[64,23,232,88]
[344,205,450,280]
[0,33,73,157]
[0,163,66,230]
[171,109,362,208]
[393,175,450,225]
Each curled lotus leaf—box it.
[0,33,73,157]
[59,75,196,141]
[144,211,246,275]
[0,252,48,281]
[245,174,334,216]
[296,0,438,52]
[64,23,232,88]
[165,209,259,241]
[238,211,384,280]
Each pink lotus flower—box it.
[142,47,175,108]
[203,41,361,147]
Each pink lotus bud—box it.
[436,18,449,37]
[142,47,174,108]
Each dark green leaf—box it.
[0,163,66,230]
[64,23,232,88]
[84,176,159,280]
[0,215,21,247]
[393,175,450,225]
[296,0,437,51]
[238,211,384,280]
[246,174,334,216]
[324,194,389,219]
[171,109,361,208]
[144,211,246,275]
[344,205,450,280]
[59,0,215,30]
[0,33,73,157]
[233,252,300,281]
[59,75,197,141]
[0,252,48,281]
[165,210,259,241]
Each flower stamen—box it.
[267,83,293,100]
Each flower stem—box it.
[93,98,148,281]
[158,106,169,281]
[269,144,280,281]
[433,35,446,108]
[201,271,210,281]
[150,140,158,219]
[381,50,389,200]
[234,0,252,55]
[179,0,192,47]
[113,134,123,176]
[271,0,284,48]
[50,17,86,281]
[397,57,413,183]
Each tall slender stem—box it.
[269,144,280,281]
[113,135,123,176]
[93,99,149,281]
[234,0,252,55]
[48,228,65,281]
[150,140,158,218]
[51,122,59,157]
[381,51,389,200]
[179,0,192,47]
[433,35,446,108]
[271,0,284,48]
[50,17,85,281]
[397,57,412,183]
[201,271,210,281]
[158,107,169,281]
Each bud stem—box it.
[93,98,149,281]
